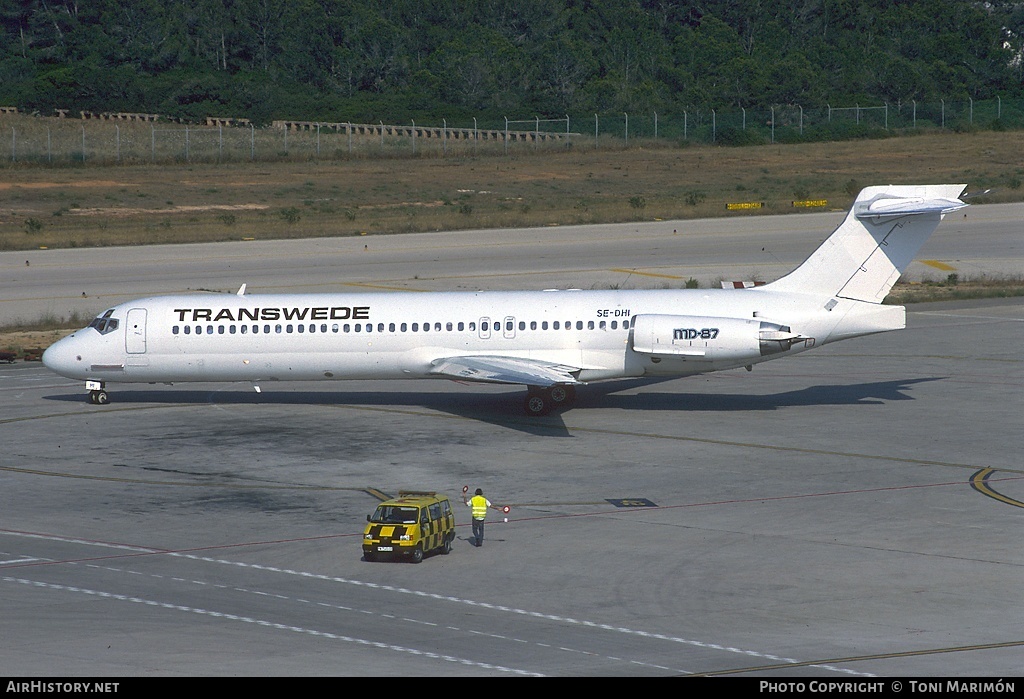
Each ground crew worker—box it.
[463,487,497,547]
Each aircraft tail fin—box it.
[765,184,968,303]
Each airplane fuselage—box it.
[43,287,902,385]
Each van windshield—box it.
[371,505,419,524]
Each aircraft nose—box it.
[42,334,86,378]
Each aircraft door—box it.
[125,308,147,354]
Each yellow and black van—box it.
[362,491,456,563]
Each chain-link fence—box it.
[3,97,1023,166]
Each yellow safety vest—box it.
[471,495,488,520]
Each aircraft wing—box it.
[429,355,582,386]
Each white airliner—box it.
[43,184,968,415]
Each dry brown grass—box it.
[2,130,1023,251]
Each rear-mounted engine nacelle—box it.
[630,314,807,361]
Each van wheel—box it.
[363,552,376,562]
[410,545,424,564]
[441,534,452,555]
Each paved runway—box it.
[0,206,1022,677]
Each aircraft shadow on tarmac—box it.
[44,376,943,436]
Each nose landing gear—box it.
[86,380,109,405]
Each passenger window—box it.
[412,323,418,332]
[542,321,549,330]
[576,321,583,330]
[401,323,407,332]
[446,322,453,331]
[173,326,180,335]
[468,322,475,331]
[458,322,465,331]
[389,323,396,332]
[588,321,595,330]
[286,324,293,333]
[434,322,441,332]
[553,321,559,330]
[423,322,430,332]
[378,323,385,332]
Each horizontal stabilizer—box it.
[854,193,968,220]
[430,355,581,386]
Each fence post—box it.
[116,125,120,163]
[250,124,255,161]
[10,127,14,162]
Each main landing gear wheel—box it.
[89,390,109,405]
[548,384,577,408]
[524,385,577,416]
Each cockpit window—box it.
[88,309,119,335]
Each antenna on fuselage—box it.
[236,284,247,296]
